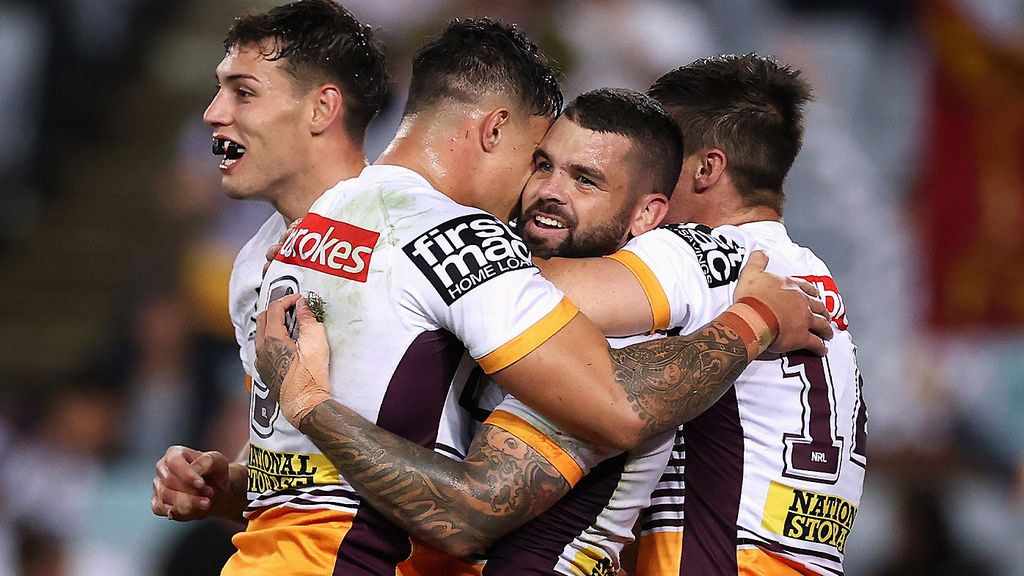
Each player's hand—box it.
[151,445,231,521]
[263,218,302,277]
[255,294,331,428]
[734,251,833,355]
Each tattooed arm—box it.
[609,319,750,436]
[492,251,830,448]
[256,297,569,555]
[260,249,830,451]
[255,295,770,554]
[304,407,569,556]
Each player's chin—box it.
[222,179,258,200]
[523,232,567,259]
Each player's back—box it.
[638,221,866,575]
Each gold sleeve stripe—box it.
[477,297,579,374]
[485,409,584,487]
[245,374,253,392]
[604,250,670,332]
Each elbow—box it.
[440,538,488,559]
[417,531,489,559]
[588,412,643,452]
[612,423,644,453]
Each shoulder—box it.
[230,213,287,295]
[229,213,287,332]
[622,223,750,289]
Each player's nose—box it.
[203,90,231,128]
[535,175,570,204]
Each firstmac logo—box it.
[404,214,533,305]
[275,213,379,282]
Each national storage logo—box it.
[275,213,379,282]
[404,214,533,304]
[247,444,340,493]
[762,481,858,554]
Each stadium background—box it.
[0,0,1022,574]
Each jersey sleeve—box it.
[604,225,750,333]
[399,212,579,374]
[484,396,619,487]
[230,214,288,384]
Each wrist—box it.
[212,462,249,522]
[281,360,332,429]
[720,296,780,361]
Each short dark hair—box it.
[563,88,682,199]
[405,18,562,118]
[648,54,812,209]
[224,0,388,141]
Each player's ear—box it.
[694,147,727,192]
[311,84,344,135]
[479,108,511,153]
[629,193,669,236]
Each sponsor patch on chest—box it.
[275,213,379,282]
[665,224,745,288]
[404,214,533,304]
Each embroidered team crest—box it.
[665,223,745,288]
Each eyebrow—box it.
[534,146,608,186]
[568,162,607,185]
[217,73,262,84]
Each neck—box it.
[274,142,368,224]
[669,186,782,228]
[708,203,781,227]
[376,112,498,215]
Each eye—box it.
[236,87,254,99]
[575,174,596,187]
[534,159,553,173]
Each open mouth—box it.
[533,214,565,229]
[212,136,246,169]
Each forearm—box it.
[611,313,759,444]
[299,401,569,557]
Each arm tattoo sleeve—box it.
[300,403,570,556]
[611,318,749,440]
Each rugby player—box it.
[252,20,830,573]
[259,56,864,575]
[150,0,387,525]
[262,87,686,576]
[632,55,866,576]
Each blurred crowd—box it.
[1,0,1023,574]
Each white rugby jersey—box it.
[630,221,867,576]
[482,335,673,576]
[228,212,288,387]
[246,165,577,574]
[481,221,864,576]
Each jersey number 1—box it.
[781,352,867,484]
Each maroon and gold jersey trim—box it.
[477,297,579,374]
[604,251,670,332]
